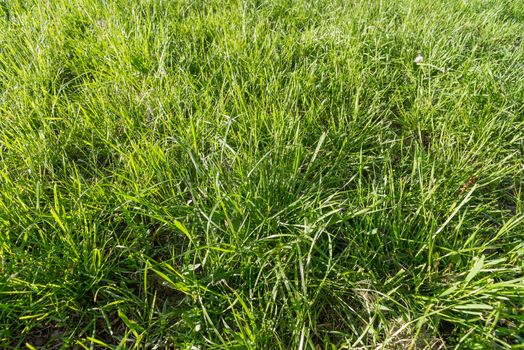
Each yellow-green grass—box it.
[0,0,523,348]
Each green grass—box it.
[0,0,523,348]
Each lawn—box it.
[0,0,523,348]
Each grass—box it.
[0,0,523,348]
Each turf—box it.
[0,0,523,348]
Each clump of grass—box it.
[1,0,523,348]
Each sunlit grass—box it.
[0,0,523,348]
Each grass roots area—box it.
[0,0,523,348]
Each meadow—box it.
[0,0,523,348]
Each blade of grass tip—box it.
[298,132,326,191]
[174,220,193,243]
[419,183,478,262]
[74,341,90,350]
[151,267,191,295]
[464,255,485,285]
[310,132,326,169]
[117,309,144,337]
[50,207,67,233]
[247,150,271,178]
[85,337,112,349]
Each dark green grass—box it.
[0,0,523,348]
